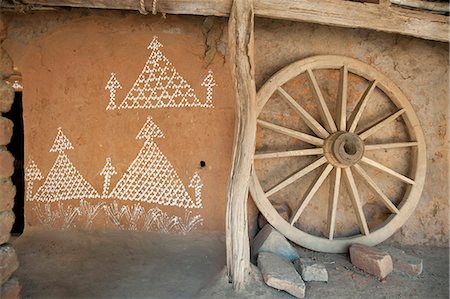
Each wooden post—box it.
[226,0,256,290]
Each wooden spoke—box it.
[353,164,400,214]
[265,157,327,197]
[360,156,415,185]
[347,80,377,133]
[291,164,334,225]
[359,109,406,140]
[277,87,330,138]
[365,142,418,151]
[251,56,426,253]
[336,66,348,131]
[327,167,341,240]
[306,68,338,133]
[254,148,323,159]
[257,119,324,146]
[343,167,370,236]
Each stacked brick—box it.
[0,15,21,299]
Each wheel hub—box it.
[324,131,364,167]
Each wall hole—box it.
[200,161,206,168]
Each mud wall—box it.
[252,19,449,246]
[4,10,449,246]
[4,11,232,233]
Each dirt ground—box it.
[13,229,449,298]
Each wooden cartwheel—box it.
[250,55,426,253]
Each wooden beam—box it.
[254,0,448,42]
[226,0,256,290]
[391,0,449,14]
[21,0,449,42]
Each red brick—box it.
[0,81,14,113]
[0,244,18,285]
[0,151,14,178]
[0,276,21,299]
[0,211,14,245]
[0,182,15,213]
[0,117,13,146]
[349,243,393,279]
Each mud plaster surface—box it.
[3,11,449,246]
[251,19,449,246]
[4,11,233,232]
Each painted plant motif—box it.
[100,158,117,198]
[25,157,43,201]
[29,37,213,234]
[105,73,122,110]
[108,36,216,110]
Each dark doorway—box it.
[4,92,24,234]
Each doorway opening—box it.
[4,91,24,235]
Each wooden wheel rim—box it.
[250,55,426,253]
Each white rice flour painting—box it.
[31,127,100,202]
[109,116,203,209]
[28,122,204,233]
[106,36,217,110]
[24,157,43,201]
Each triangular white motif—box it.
[50,127,74,153]
[136,116,164,140]
[33,128,100,202]
[115,36,214,110]
[109,117,202,209]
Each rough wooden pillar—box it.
[0,15,21,298]
[226,0,256,290]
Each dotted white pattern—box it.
[32,128,100,202]
[25,158,43,201]
[188,172,203,209]
[105,73,122,110]
[109,36,215,110]
[100,158,117,198]
[201,70,216,108]
[109,116,203,209]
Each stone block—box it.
[0,211,14,245]
[381,246,423,276]
[0,81,14,113]
[0,276,21,299]
[0,151,14,178]
[0,244,18,285]
[258,204,291,228]
[0,50,13,79]
[0,182,15,213]
[294,258,328,282]
[0,117,13,146]
[258,252,305,298]
[349,243,393,279]
[252,224,299,262]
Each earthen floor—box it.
[13,229,449,298]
